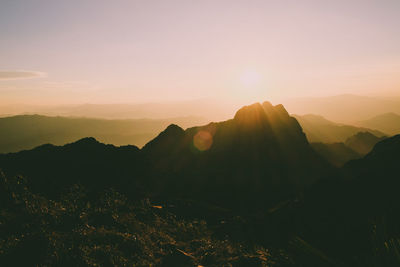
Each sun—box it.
[232,69,266,102]
[240,70,261,87]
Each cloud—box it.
[0,70,47,81]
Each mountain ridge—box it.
[0,101,334,209]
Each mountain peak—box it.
[273,104,290,117]
[164,124,184,134]
[71,137,99,145]
[234,103,265,120]
[233,102,269,129]
[261,101,273,110]
[142,124,185,154]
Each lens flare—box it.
[193,130,213,151]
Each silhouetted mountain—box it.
[0,114,208,153]
[311,142,361,167]
[142,124,185,158]
[143,101,334,208]
[0,138,148,198]
[344,131,387,155]
[293,114,385,143]
[356,112,400,136]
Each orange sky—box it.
[1,0,400,106]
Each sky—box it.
[1,0,400,106]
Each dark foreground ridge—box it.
[1,103,400,266]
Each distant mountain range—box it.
[3,94,400,125]
[293,114,385,143]
[0,115,208,153]
[0,99,238,121]
[356,112,400,135]
[284,94,400,123]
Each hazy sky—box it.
[1,0,400,105]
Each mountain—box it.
[0,114,208,153]
[344,131,387,155]
[0,138,148,197]
[293,114,385,143]
[285,94,400,123]
[311,142,361,167]
[356,112,400,136]
[143,101,334,208]
[0,101,333,209]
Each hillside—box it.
[297,134,400,266]
[293,114,385,143]
[0,115,208,153]
[0,172,292,266]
